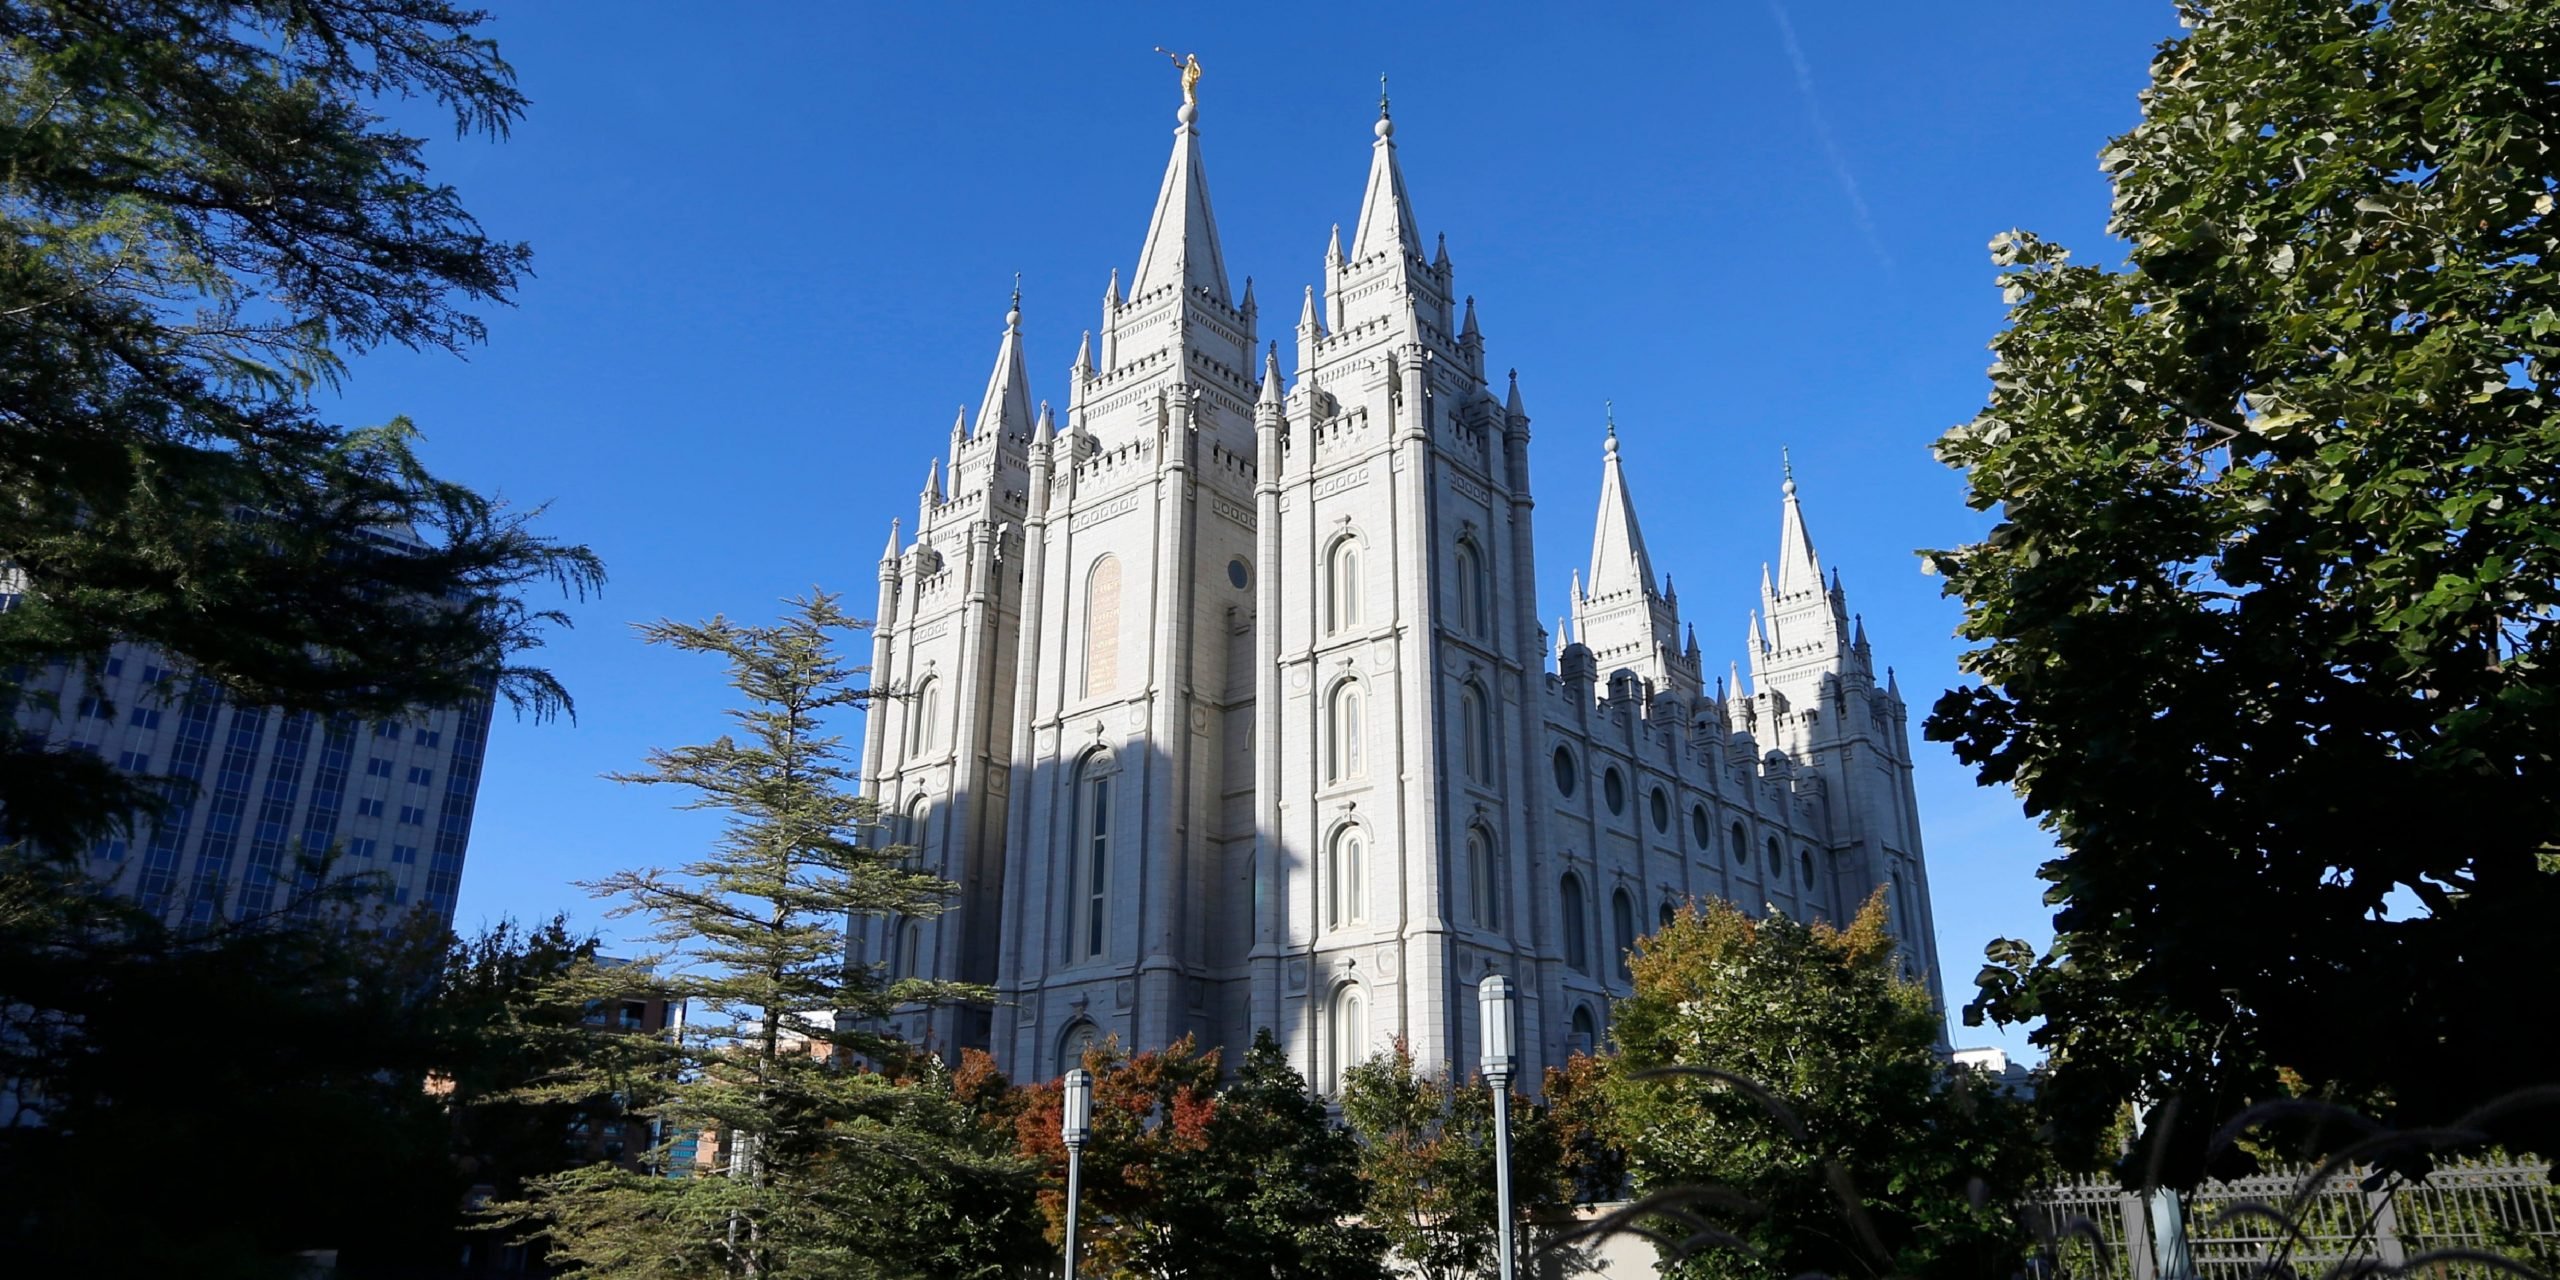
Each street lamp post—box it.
[1479,975,1518,1280]
[1060,1068,1092,1280]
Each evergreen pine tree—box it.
[497,593,990,1279]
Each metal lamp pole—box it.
[1061,1068,1092,1280]
[1480,975,1518,1280]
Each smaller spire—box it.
[881,517,902,563]
[1853,613,1869,649]
[1035,400,1056,443]
[1730,660,1747,701]
[1327,223,1344,263]
[1748,609,1766,652]
[1505,368,1525,417]
[1241,274,1257,314]
[1105,266,1121,306]
[1299,284,1320,331]
[1259,343,1284,406]
[1073,329,1093,373]
[1686,623,1701,657]
[923,457,943,501]
[1555,617,1569,662]
[1460,295,1479,339]
[1570,567,1583,603]
[950,407,967,444]
[1432,231,1450,271]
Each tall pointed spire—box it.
[1587,413,1657,600]
[1259,343,1284,406]
[1350,87,1423,261]
[1775,447,1824,596]
[974,287,1033,439]
[1130,88,1231,305]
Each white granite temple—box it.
[855,87,1944,1088]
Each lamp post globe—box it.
[1061,1068,1093,1279]
[1478,976,1518,1280]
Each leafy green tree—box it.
[1600,897,2047,1280]
[806,1049,1046,1280]
[1925,0,2560,1184]
[1012,1031,1382,1280]
[1340,1038,1565,1280]
[494,593,986,1279]
[0,0,599,854]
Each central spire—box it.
[1588,410,1657,600]
[1350,89,1422,261]
[1774,448,1824,597]
[1129,84,1231,306]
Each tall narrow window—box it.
[898,919,922,979]
[1084,556,1122,697]
[904,797,931,870]
[1328,538,1364,634]
[1329,984,1366,1094]
[1469,828,1500,930]
[1570,1005,1599,1056]
[909,678,939,754]
[1612,888,1637,981]
[1327,681,1365,782]
[1328,826,1366,927]
[1454,540,1486,636]
[1459,683,1492,784]
[1070,754,1112,960]
[1561,873,1589,973]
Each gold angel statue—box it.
[1155,47,1203,107]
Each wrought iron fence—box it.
[2023,1158,2560,1280]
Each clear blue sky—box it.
[334,2,2180,1062]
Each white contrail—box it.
[1768,2,1895,275]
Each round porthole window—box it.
[1551,746,1577,796]
[1228,558,1250,590]
[1603,767,1626,815]
[1691,805,1711,850]
[1649,787,1670,833]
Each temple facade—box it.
[854,88,1943,1088]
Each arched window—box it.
[1731,822,1749,866]
[1084,556,1122,697]
[1612,888,1637,980]
[898,918,923,979]
[1069,753,1112,961]
[1459,683,1492,784]
[1328,825,1367,928]
[1552,746,1577,796]
[1468,827,1500,930]
[1767,836,1783,876]
[1454,539,1487,636]
[1561,873,1589,973]
[1659,900,1677,929]
[1059,1020,1101,1075]
[904,796,932,870]
[1570,1004,1599,1056]
[1327,538,1364,634]
[1327,680,1365,782]
[1329,983,1366,1094]
[909,677,939,754]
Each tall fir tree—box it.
[496,593,992,1279]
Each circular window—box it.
[1603,767,1626,815]
[1551,746,1577,796]
[1801,848,1817,885]
[1691,805,1711,850]
[1767,837,1783,875]
[1730,823,1748,865]
[1648,787,1670,834]
[1228,558,1250,590]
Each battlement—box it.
[1070,434,1155,485]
